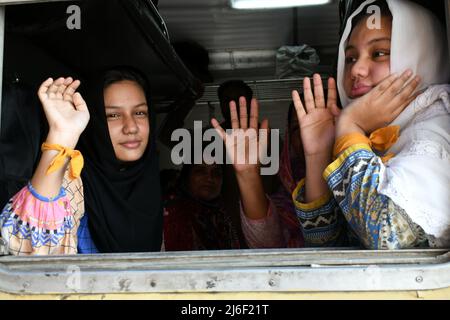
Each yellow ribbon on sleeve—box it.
[333,126,400,163]
[41,143,84,180]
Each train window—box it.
[0,0,449,299]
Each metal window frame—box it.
[0,249,449,294]
[0,0,449,297]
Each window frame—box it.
[0,0,449,297]
[0,248,449,294]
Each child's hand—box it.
[337,70,421,137]
[292,74,341,158]
[38,77,90,147]
[211,97,269,175]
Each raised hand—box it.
[292,74,341,158]
[38,77,90,145]
[211,97,269,174]
[31,77,90,197]
[338,70,421,137]
[211,97,271,220]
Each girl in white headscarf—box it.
[291,0,450,249]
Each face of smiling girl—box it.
[344,15,392,99]
[104,80,150,162]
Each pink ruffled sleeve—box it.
[0,183,78,255]
[240,197,286,248]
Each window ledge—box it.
[0,248,449,294]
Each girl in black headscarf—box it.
[0,67,163,254]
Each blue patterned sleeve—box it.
[292,179,350,247]
[324,145,429,249]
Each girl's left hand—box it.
[337,70,421,137]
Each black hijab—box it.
[78,67,163,253]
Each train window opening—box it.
[0,0,449,297]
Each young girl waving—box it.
[293,0,450,249]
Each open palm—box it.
[292,75,340,157]
[211,97,269,173]
[38,77,90,137]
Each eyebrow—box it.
[105,103,148,109]
[345,37,391,51]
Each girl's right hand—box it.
[292,74,340,202]
[211,97,269,175]
[38,77,90,146]
[292,74,341,158]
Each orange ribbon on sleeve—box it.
[41,143,84,180]
[333,126,400,163]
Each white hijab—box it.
[337,0,450,247]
